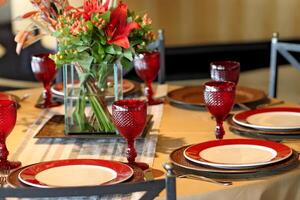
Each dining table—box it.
[5,83,300,200]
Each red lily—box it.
[105,2,140,49]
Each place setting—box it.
[169,75,300,181]
[7,158,146,188]
[228,107,300,141]
[6,99,156,188]
[167,61,269,110]
[170,138,299,180]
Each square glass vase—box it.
[63,62,123,135]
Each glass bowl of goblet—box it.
[204,81,236,139]
[31,53,61,108]
[0,95,21,169]
[112,99,149,170]
[133,51,163,105]
[210,61,240,85]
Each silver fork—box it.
[177,174,232,186]
[0,167,10,187]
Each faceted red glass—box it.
[31,53,61,108]
[204,81,236,139]
[0,98,21,169]
[112,99,148,169]
[133,51,163,105]
[210,61,240,85]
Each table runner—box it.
[9,84,168,199]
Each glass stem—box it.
[145,81,154,103]
[44,83,52,106]
[0,137,8,162]
[126,139,137,164]
[215,119,225,139]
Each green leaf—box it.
[86,21,93,31]
[76,46,89,52]
[52,31,62,37]
[121,57,132,72]
[101,11,110,22]
[123,48,133,61]
[98,46,105,55]
[105,45,115,54]
[77,72,90,85]
[114,45,122,55]
[77,53,93,69]
[73,38,84,46]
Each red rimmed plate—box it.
[18,159,134,188]
[233,107,300,131]
[51,79,135,97]
[184,139,292,169]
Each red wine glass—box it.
[31,53,61,108]
[0,96,21,169]
[112,99,148,170]
[133,51,163,105]
[210,61,240,85]
[204,81,236,139]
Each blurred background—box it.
[1,0,300,90]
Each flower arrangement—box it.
[15,0,156,133]
[15,0,155,67]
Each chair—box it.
[0,163,176,200]
[269,32,300,98]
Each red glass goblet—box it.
[31,53,61,108]
[210,61,240,85]
[204,81,236,139]
[133,51,163,105]
[0,97,21,169]
[112,99,148,170]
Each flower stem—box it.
[74,63,115,132]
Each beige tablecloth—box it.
[7,85,300,200]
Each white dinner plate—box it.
[233,107,300,131]
[184,139,292,169]
[18,159,133,188]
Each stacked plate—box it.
[170,138,299,180]
[8,159,138,188]
[229,107,300,140]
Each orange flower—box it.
[82,0,110,21]
[105,2,140,48]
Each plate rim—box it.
[183,139,292,169]
[233,107,300,131]
[18,159,134,188]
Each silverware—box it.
[19,93,31,102]
[256,100,285,108]
[177,174,232,186]
[237,103,251,110]
[0,167,10,187]
[237,100,285,111]
[143,169,154,181]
